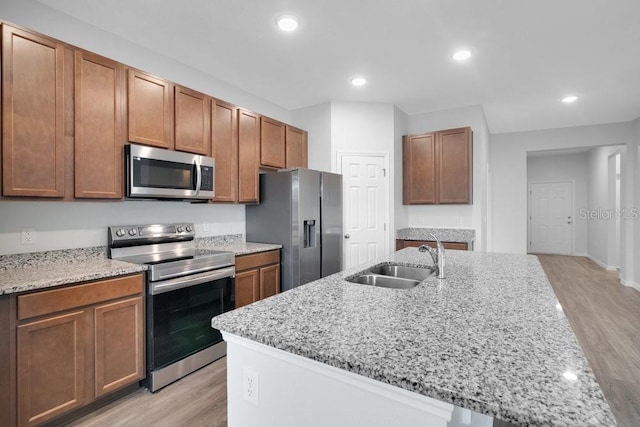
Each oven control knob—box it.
[177,226,184,233]
[128,228,137,236]
[116,228,126,237]
[186,225,193,233]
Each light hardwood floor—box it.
[537,254,640,427]
[67,358,227,427]
[67,255,640,427]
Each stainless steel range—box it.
[108,223,235,392]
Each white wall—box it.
[527,152,589,255]
[406,105,489,250]
[490,122,632,254]
[331,102,396,253]
[394,106,409,230]
[0,201,245,255]
[586,146,625,266]
[291,103,332,172]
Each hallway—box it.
[537,254,640,427]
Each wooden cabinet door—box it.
[2,25,65,197]
[237,109,260,203]
[403,133,436,204]
[260,264,280,299]
[212,99,238,202]
[235,269,259,308]
[437,127,472,204]
[285,126,308,168]
[174,85,211,155]
[94,296,144,398]
[260,116,285,168]
[74,51,125,199]
[17,311,87,427]
[127,69,174,149]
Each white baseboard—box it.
[620,277,640,292]
[573,252,588,257]
[586,255,618,271]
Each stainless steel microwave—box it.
[125,143,215,200]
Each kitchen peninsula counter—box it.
[212,248,614,426]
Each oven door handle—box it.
[150,266,235,295]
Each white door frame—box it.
[337,151,390,267]
[527,180,575,255]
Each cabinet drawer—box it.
[18,274,143,320]
[235,250,279,272]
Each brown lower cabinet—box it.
[396,239,469,251]
[10,274,144,427]
[235,250,280,308]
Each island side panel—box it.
[223,333,456,427]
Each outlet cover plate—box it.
[21,227,36,245]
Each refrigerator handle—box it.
[303,219,317,248]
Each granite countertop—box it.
[196,235,282,255]
[0,247,147,296]
[0,236,281,296]
[211,248,614,426]
[396,227,475,242]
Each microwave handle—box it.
[194,160,202,194]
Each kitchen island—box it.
[211,248,615,426]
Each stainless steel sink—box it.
[346,263,434,289]
[349,274,420,289]
[368,264,435,281]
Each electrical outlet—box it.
[243,368,259,406]
[203,222,210,232]
[456,217,463,226]
[21,228,36,245]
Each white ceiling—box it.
[37,0,640,133]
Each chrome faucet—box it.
[419,234,445,279]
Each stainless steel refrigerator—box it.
[246,168,343,291]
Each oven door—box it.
[147,267,235,370]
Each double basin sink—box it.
[346,263,435,289]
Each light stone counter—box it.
[0,247,146,295]
[0,235,281,296]
[396,227,475,243]
[212,248,614,426]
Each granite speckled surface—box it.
[0,247,146,296]
[396,227,475,243]
[0,234,280,296]
[212,248,614,426]
[197,235,282,255]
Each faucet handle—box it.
[429,233,445,252]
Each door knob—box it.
[344,234,350,239]
[567,221,573,224]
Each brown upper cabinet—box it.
[403,127,472,204]
[2,25,66,197]
[127,69,174,149]
[285,126,308,169]
[74,51,126,199]
[211,99,238,202]
[260,116,286,168]
[237,109,260,203]
[174,85,211,155]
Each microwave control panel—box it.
[201,166,214,191]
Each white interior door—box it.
[529,182,573,254]
[340,154,387,269]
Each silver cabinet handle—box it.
[344,234,350,239]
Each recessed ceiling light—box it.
[276,14,300,32]
[561,95,579,103]
[452,49,472,61]
[351,77,367,86]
